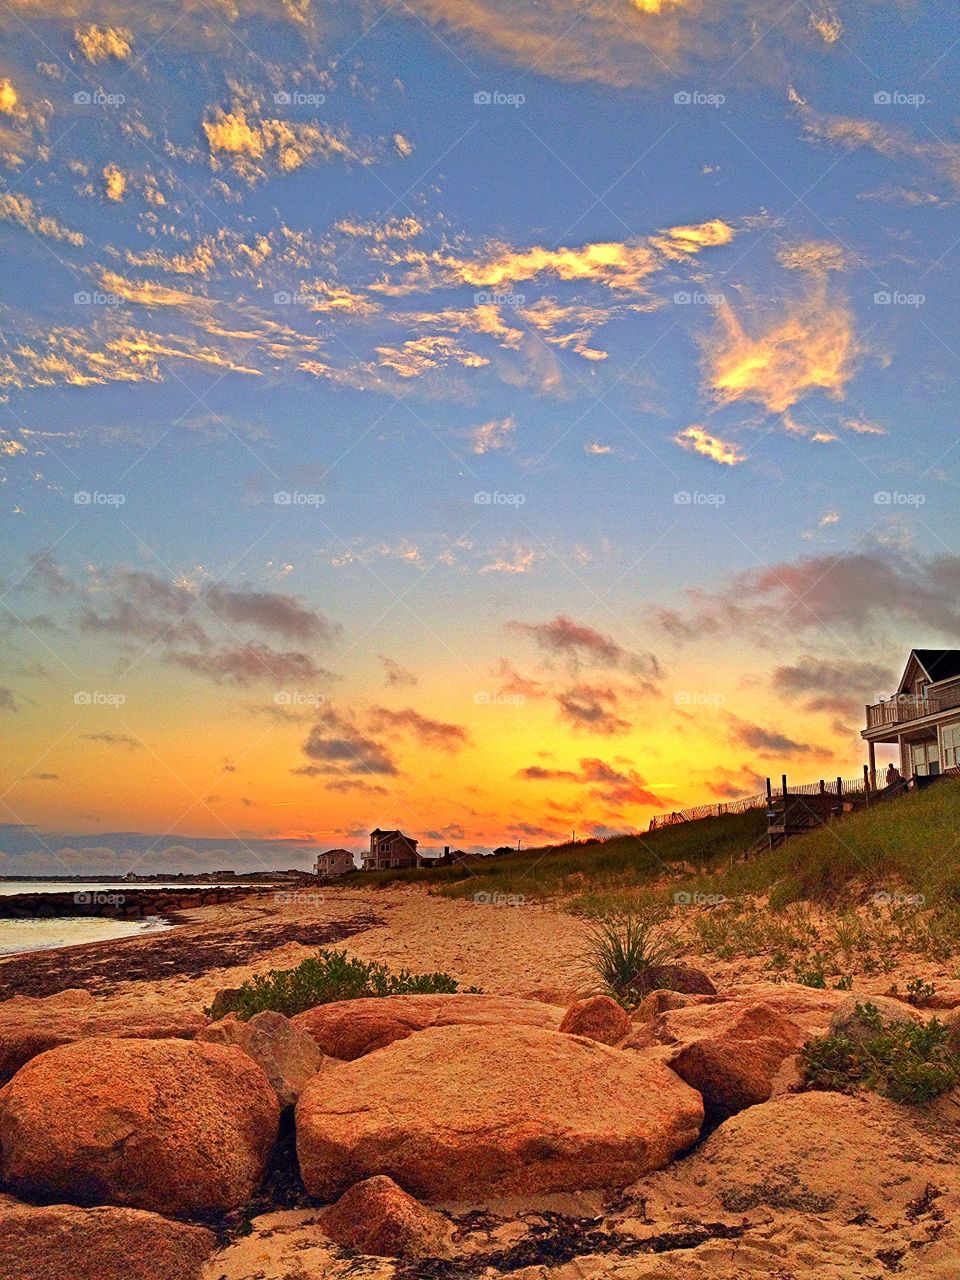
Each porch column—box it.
[897,734,906,779]
[868,739,876,790]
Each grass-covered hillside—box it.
[349,783,960,984]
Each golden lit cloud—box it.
[374,219,733,296]
[203,104,358,182]
[0,78,23,116]
[702,281,859,414]
[0,193,84,245]
[470,415,515,454]
[374,334,489,378]
[674,424,746,466]
[809,10,842,43]
[74,24,132,62]
[102,163,127,202]
[777,240,848,274]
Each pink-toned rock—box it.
[296,1023,703,1200]
[0,1037,280,1217]
[0,1197,215,1280]
[559,995,631,1045]
[292,993,563,1060]
[196,1010,325,1107]
[667,1003,805,1119]
[321,1176,453,1258]
[629,964,717,999]
[632,990,720,1024]
[624,999,806,1119]
[0,989,208,1080]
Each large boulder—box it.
[196,1010,324,1107]
[292,993,563,1060]
[0,1196,215,1280]
[0,989,208,1080]
[0,1037,280,1217]
[321,1176,453,1258]
[560,995,631,1045]
[296,1023,702,1200]
[625,1000,805,1119]
[828,994,922,1043]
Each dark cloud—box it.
[168,643,329,686]
[556,683,631,736]
[509,613,661,691]
[368,705,471,751]
[656,549,960,646]
[517,755,664,808]
[379,655,419,688]
[302,708,399,776]
[772,655,893,717]
[79,732,140,750]
[727,716,818,757]
[0,687,18,713]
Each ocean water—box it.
[0,880,227,957]
[0,914,170,957]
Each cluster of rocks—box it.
[0,978,958,1279]
[0,887,260,921]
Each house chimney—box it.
[444,845,450,856]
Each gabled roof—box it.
[902,650,960,690]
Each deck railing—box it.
[866,685,960,729]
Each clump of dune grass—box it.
[580,914,676,1008]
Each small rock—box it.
[196,1010,325,1107]
[321,1176,453,1259]
[0,1037,280,1217]
[0,1197,214,1280]
[629,964,717,1000]
[632,990,720,1024]
[559,995,631,1045]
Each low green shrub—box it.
[206,947,470,1020]
[800,1001,959,1105]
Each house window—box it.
[942,724,960,769]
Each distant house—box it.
[314,848,355,878]
[363,829,419,871]
[863,649,960,784]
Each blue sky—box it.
[1,0,960,872]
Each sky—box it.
[1,0,960,874]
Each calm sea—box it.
[0,880,238,957]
